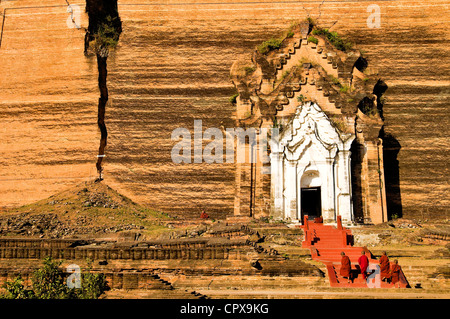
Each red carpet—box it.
[300,216,409,288]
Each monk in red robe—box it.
[340,252,351,283]
[379,251,390,281]
[390,259,402,288]
[358,250,369,280]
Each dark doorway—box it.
[301,187,322,220]
[350,140,365,223]
[381,129,403,219]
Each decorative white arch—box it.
[270,102,355,224]
[300,170,321,188]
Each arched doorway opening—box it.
[299,171,322,221]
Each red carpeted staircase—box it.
[300,216,409,288]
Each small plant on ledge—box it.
[257,38,283,54]
[89,15,121,58]
[312,28,353,52]
[330,75,342,87]
[339,85,350,93]
[229,93,239,104]
[286,30,295,38]
[307,36,319,45]
[244,66,256,75]
[358,98,380,117]
[297,94,306,103]
[306,17,317,28]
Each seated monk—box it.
[340,252,351,283]
[200,210,209,219]
[390,259,402,288]
[379,251,390,281]
[358,250,369,280]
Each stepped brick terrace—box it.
[0,204,448,299]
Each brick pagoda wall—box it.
[0,0,448,219]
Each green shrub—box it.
[32,257,72,299]
[312,28,352,52]
[90,15,122,57]
[360,104,379,117]
[229,93,239,104]
[257,38,283,54]
[280,70,290,80]
[1,276,34,299]
[307,36,318,45]
[78,272,107,299]
[244,66,256,75]
[339,85,350,93]
[1,257,107,299]
[330,76,342,87]
[285,21,301,39]
[306,17,317,27]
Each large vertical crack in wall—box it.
[85,0,122,180]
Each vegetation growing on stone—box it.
[229,93,239,104]
[257,38,283,54]
[339,85,350,93]
[305,17,317,27]
[286,31,295,38]
[359,101,379,117]
[245,66,256,74]
[85,1,123,180]
[89,15,122,58]
[1,276,34,299]
[1,257,107,299]
[307,36,318,45]
[330,75,342,87]
[312,28,353,52]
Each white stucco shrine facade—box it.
[270,102,355,223]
